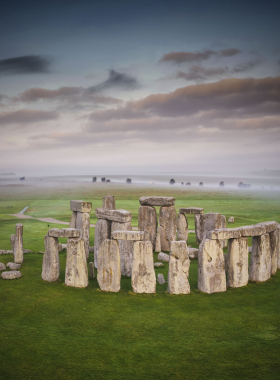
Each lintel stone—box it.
[179,207,204,214]
[112,230,145,241]
[239,224,266,237]
[139,196,175,207]
[70,200,92,213]
[207,228,242,240]
[95,208,132,223]
[256,221,278,234]
[48,228,80,238]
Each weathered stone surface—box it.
[168,241,190,294]
[0,263,6,271]
[159,206,177,251]
[277,225,280,270]
[207,228,242,240]
[139,196,175,207]
[158,252,169,262]
[97,239,121,292]
[95,208,132,223]
[248,246,252,253]
[154,262,164,267]
[256,221,278,234]
[226,237,248,288]
[6,262,21,270]
[76,212,90,260]
[179,207,203,215]
[112,230,145,241]
[269,229,279,275]
[157,273,165,284]
[138,205,157,249]
[89,246,94,253]
[195,214,205,245]
[70,200,92,213]
[240,224,266,237]
[14,223,23,264]
[188,248,199,259]
[155,232,161,253]
[0,250,14,255]
[198,238,226,294]
[249,233,271,282]
[132,241,156,293]
[23,249,33,253]
[177,213,188,241]
[111,221,133,277]
[103,195,116,210]
[42,235,60,282]
[220,215,227,248]
[65,237,88,288]
[48,228,80,238]
[60,244,67,251]
[69,211,77,228]
[1,271,22,280]
[228,216,234,223]
[204,213,223,234]
[94,218,111,269]
[89,262,95,279]
[10,234,15,250]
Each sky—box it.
[0,0,280,176]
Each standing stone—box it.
[168,241,190,295]
[226,237,248,288]
[269,229,279,275]
[159,206,177,251]
[157,273,165,284]
[69,211,77,228]
[97,239,121,292]
[76,212,90,260]
[132,241,156,293]
[198,238,226,294]
[155,232,161,253]
[89,262,95,279]
[14,223,23,264]
[249,233,271,282]
[42,235,60,282]
[277,225,280,270]
[204,213,223,234]
[94,218,111,268]
[177,213,188,242]
[10,234,15,251]
[195,214,205,245]
[111,221,133,277]
[138,205,157,249]
[65,237,88,288]
[220,215,227,248]
[103,195,116,210]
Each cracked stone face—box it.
[131,241,156,294]
[168,241,190,295]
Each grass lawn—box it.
[0,183,280,379]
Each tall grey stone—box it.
[159,206,177,251]
[42,235,60,282]
[69,211,77,228]
[94,218,111,269]
[111,221,133,277]
[198,238,226,294]
[14,223,23,264]
[195,214,205,245]
[155,232,161,253]
[138,205,157,249]
[76,212,90,260]
[132,241,156,293]
[269,229,279,275]
[97,239,121,292]
[168,241,190,295]
[226,237,248,288]
[10,234,15,251]
[103,195,116,210]
[177,213,188,241]
[65,237,88,288]
[221,215,227,248]
[249,233,271,282]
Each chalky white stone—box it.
[249,233,271,282]
[131,241,156,294]
[48,228,80,238]
[14,223,23,264]
[177,213,188,242]
[94,218,111,269]
[198,238,226,294]
[277,225,280,270]
[69,211,77,228]
[256,221,278,234]
[139,196,175,207]
[207,228,242,240]
[240,224,266,237]
[154,262,164,267]
[95,208,132,223]
[7,262,21,270]
[157,273,165,284]
[159,206,177,251]
[158,252,169,262]
[0,263,6,271]
[97,239,121,292]
[103,195,116,210]
[179,207,203,214]
[10,234,15,251]
[1,271,22,280]
[111,221,133,277]
[70,200,92,213]
[89,262,95,279]
[41,235,60,282]
[269,229,279,275]
[226,237,248,288]
[111,230,145,241]
[155,232,161,253]
[76,212,90,260]
[65,237,88,288]
[220,215,227,248]
[168,241,190,295]
[138,205,157,249]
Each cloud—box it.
[176,66,229,81]
[0,55,51,75]
[159,49,241,64]
[0,109,59,126]
[232,60,260,73]
[89,69,139,91]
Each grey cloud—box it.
[176,66,229,81]
[0,109,59,126]
[159,49,241,64]
[218,49,241,57]
[0,56,51,75]
[232,60,260,73]
[88,69,139,92]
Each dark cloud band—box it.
[0,55,51,75]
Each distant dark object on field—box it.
[181,182,184,185]
[199,182,203,186]
[238,182,250,188]
[170,179,175,185]
[219,181,224,187]
[101,177,106,182]
[186,182,191,186]
[20,177,25,180]
[106,179,111,183]
[92,176,97,182]
[126,178,132,184]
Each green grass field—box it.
[0,183,280,379]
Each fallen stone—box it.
[48,228,80,238]
[228,216,234,223]
[198,238,226,294]
[95,208,132,223]
[177,213,188,241]
[256,221,278,234]
[269,229,279,275]
[38,251,44,254]
[41,235,60,282]
[112,230,145,241]
[139,196,175,207]
[6,262,21,270]
[159,206,177,251]
[1,271,22,280]
[168,241,190,294]
[188,248,199,259]
[94,218,111,268]
[65,237,88,288]
[23,249,33,253]
[131,241,156,293]
[0,263,6,271]
[240,224,266,237]
[155,232,161,253]
[111,221,133,277]
[195,214,205,245]
[154,262,164,267]
[158,252,169,262]
[179,207,203,214]
[14,223,23,264]
[70,200,92,213]
[76,212,90,260]
[69,211,77,228]
[138,205,157,249]
[89,262,95,279]
[157,273,165,284]
[0,250,14,254]
[226,237,248,288]
[97,239,121,292]
[207,228,242,240]
[103,195,116,210]
[10,234,15,250]
[249,233,271,282]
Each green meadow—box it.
[0,183,280,379]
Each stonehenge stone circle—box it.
[97,239,121,292]
[138,205,157,249]
[89,262,95,279]
[1,271,22,280]
[179,207,203,214]
[249,234,271,282]
[139,196,175,207]
[159,206,177,251]
[42,235,60,282]
[10,234,15,250]
[168,241,190,295]
[94,218,111,269]
[207,228,242,240]
[69,211,77,228]
[65,237,88,288]
[239,224,266,237]
[158,252,169,262]
[111,221,133,277]
[269,229,279,275]
[157,273,165,284]
[95,208,132,223]
[48,228,80,238]
[103,195,116,210]
[226,237,248,288]
[132,241,156,293]
[0,263,6,271]
[76,211,90,260]
[14,223,23,264]
[70,200,92,213]
[112,230,145,241]
[257,221,278,234]
[7,262,21,270]
[177,213,188,241]
[155,232,161,253]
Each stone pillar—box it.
[132,241,156,293]
[42,235,60,282]
[155,232,161,253]
[103,195,116,210]
[94,218,111,268]
[249,233,271,282]
[226,237,248,288]
[76,212,90,260]
[65,237,88,288]
[138,205,157,250]
[195,214,205,245]
[198,238,226,294]
[221,215,227,248]
[277,225,280,270]
[97,239,121,292]
[177,213,188,242]
[111,221,133,277]
[14,223,23,264]
[269,229,279,275]
[159,206,177,252]
[10,234,15,251]
[69,211,77,228]
[168,241,190,294]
